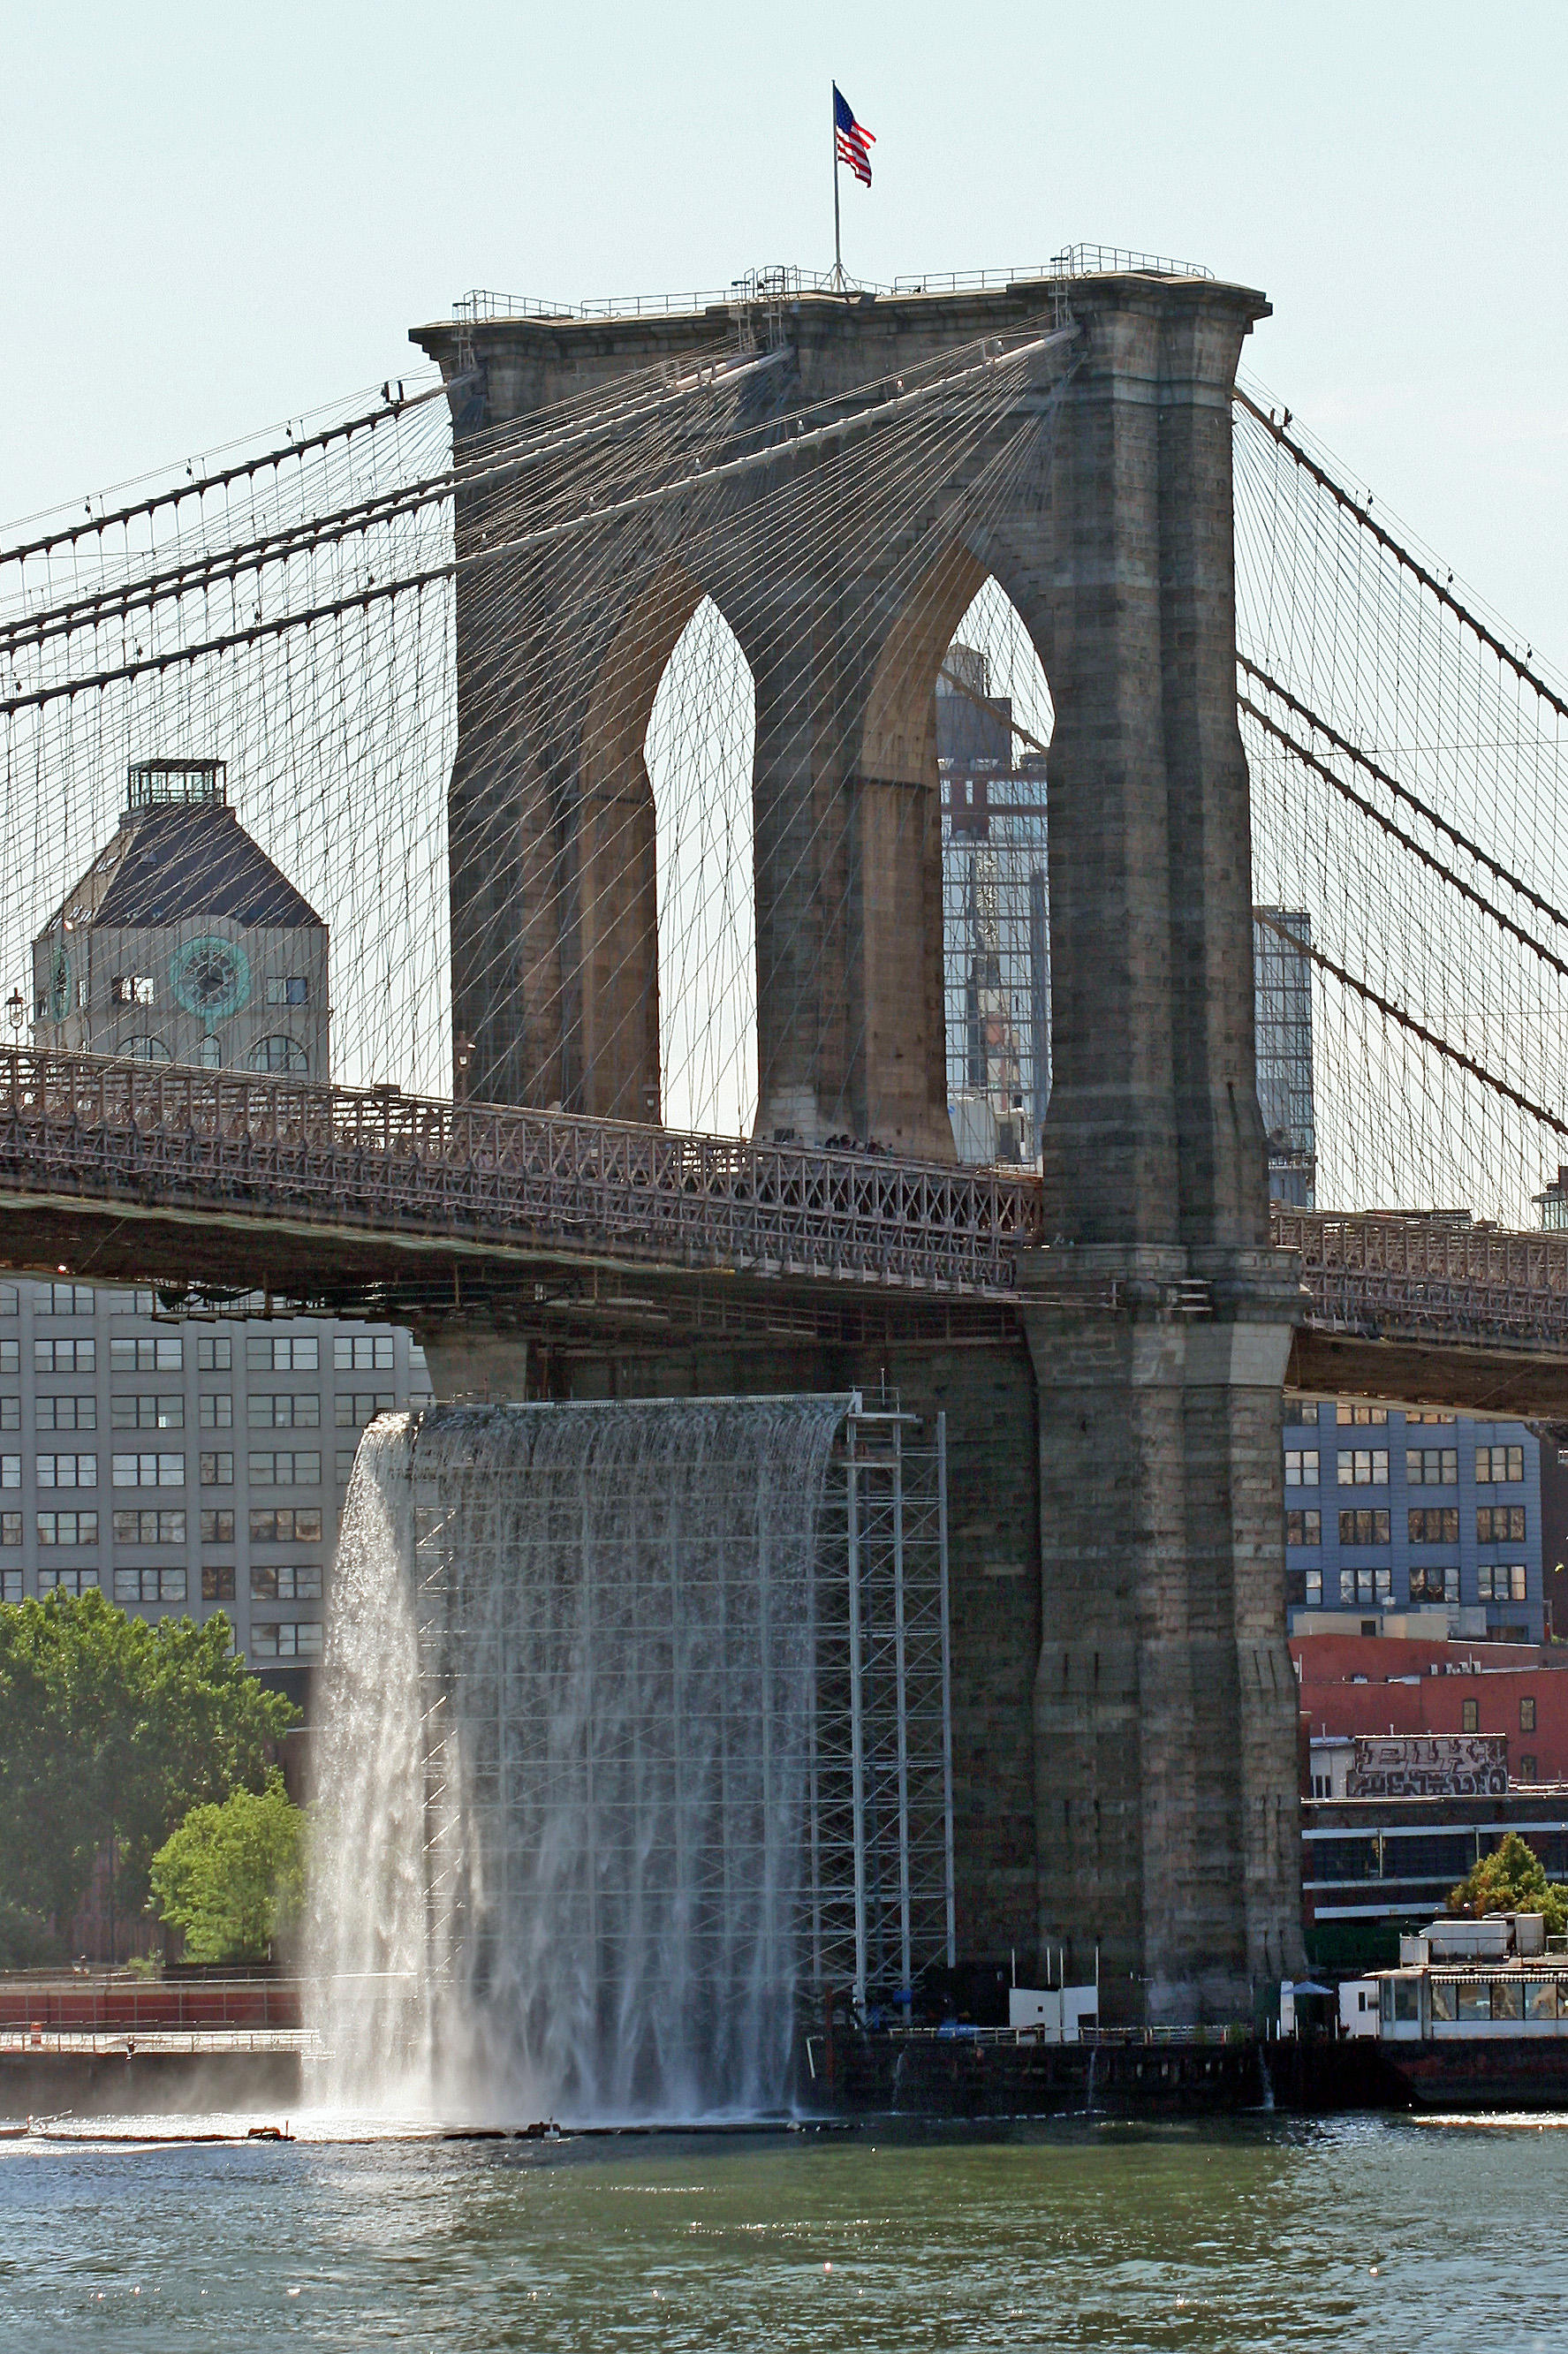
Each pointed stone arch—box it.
[852,539,1059,1162]
[576,564,758,1130]
[936,575,1055,1167]
[646,598,758,1137]
[575,563,707,1122]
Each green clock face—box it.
[170,935,251,1020]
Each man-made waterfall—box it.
[307,1394,850,2123]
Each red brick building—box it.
[1293,1631,1568,1788]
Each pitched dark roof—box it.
[59,804,322,931]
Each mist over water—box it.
[306,1397,846,2123]
[305,1414,434,2113]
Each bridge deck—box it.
[0,1048,1040,1297]
[3,1052,1567,1407]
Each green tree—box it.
[1449,1831,1568,1934]
[0,1591,296,1944]
[148,1772,306,1964]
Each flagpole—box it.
[831,83,843,286]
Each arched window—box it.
[199,1036,223,1070]
[247,1035,308,1074]
[127,1036,170,1063]
[644,597,756,1137]
[939,580,1053,1168]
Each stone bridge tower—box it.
[413,267,1306,2021]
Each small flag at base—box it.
[834,85,875,187]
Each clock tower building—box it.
[31,758,330,1080]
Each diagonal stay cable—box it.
[1233,388,1568,728]
[1239,694,1568,982]
[2,329,1077,718]
[1239,656,1568,936]
[0,375,467,571]
[1253,908,1568,1143]
[0,349,788,659]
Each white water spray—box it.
[307,1395,847,2122]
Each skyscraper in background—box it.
[12,756,419,1703]
[936,647,1049,1167]
[1254,907,1317,1207]
[938,653,1318,1197]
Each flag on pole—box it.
[833,85,875,187]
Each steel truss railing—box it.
[1273,1208,1568,1350]
[4,1047,1568,1348]
[0,1047,1042,1297]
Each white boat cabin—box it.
[1374,1913,1568,2040]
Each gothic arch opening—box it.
[643,598,757,1139]
[938,579,1055,1167]
[856,549,1055,1165]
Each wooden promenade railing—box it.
[0,1048,1044,1297]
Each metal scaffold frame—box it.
[806,1404,956,2014]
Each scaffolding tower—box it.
[806,1403,956,2013]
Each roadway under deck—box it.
[6,1182,1568,1415]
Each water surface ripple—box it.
[1,2116,1562,2351]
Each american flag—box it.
[834,85,875,187]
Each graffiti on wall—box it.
[1346,1733,1508,1798]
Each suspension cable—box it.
[1254,910,1568,1142]
[1240,695,1568,980]
[1239,658,1568,935]
[1234,386,1568,728]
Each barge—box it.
[1367,1910,1568,2108]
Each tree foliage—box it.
[0,1591,296,1941]
[148,1772,306,1964]
[1450,1832,1568,1934]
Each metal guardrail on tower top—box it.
[0,1048,1044,1297]
[450,250,1217,331]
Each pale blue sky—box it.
[3,0,1565,655]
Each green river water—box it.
[2,2113,1563,2351]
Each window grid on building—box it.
[247,1394,322,1428]
[37,1397,94,1431]
[110,1394,183,1429]
[246,1450,322,1487]
[111,1452,185,1488]
[1337,1450,1389,1487]
[36,1453,96,1489]
[112,1510,186,1545]
[0,1283,423,1658]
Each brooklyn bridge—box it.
[4,248,1566,2017]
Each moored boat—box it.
[1368,1911,1568,2108]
